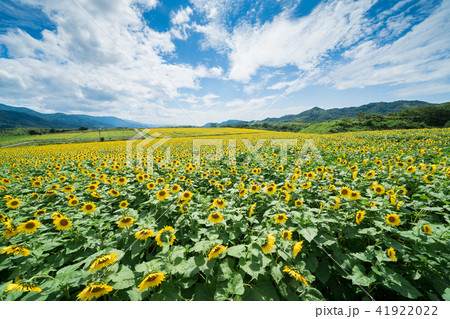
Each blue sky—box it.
[0,0,449,126]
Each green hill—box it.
[0,103,154,129]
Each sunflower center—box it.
[60,219,69,226]
[212,213,220,219]
[11,201,19,206]
[388,216,396,223]
[122,217,131,223]
[342,190,348,195]
[213,247,221,253]
[25,222,35,229]
[86,205,93,210]
[146,275,157,282]
[91,287,104,293]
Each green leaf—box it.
[193,283,215,301]
[227,273,245,296]
[127,287,143,301]
[239,256,264,279]
[442,288,450,301]
[348,264,376,287]
[377,266,423,299]
[270,264,283,284]
[315,259,330,285]
[300,227,318,242]
[303,287,325,301]
[108,265,135,290]
[226,245,247,258]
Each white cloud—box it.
[171,6,193,25]
[0,0,222,125]
[320,0,450,90]
[194,0,374,82]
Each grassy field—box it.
[0,129,137,146]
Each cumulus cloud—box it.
[0,0,221,125]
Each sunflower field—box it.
[0,128,449,301]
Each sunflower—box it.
[293,241,303,258]
[422,224,432,235]
[208,244,227,260]
[406,166,417,174]
[155,226,176,247]
[66,194,76,200]
[208,212,223,224]
[423,174,434,184]
[134,229,154,240]
[282,230,292,240]
[118,216,134,228]
[306,171,316,179]
[350,190,361,201]
[81,202,96,214]
[86,184,98,192]
[34,209,47,217]
[45,190,57,196]
[212,198,226,209]
[5,283,42,293]
[119,200,128,209]
[266,185,277,194]
[387,247,397,262]
[171,184,181,193]
[365,170,376,178]
[156,189,169,201]
[261,234,275,254]
[1,245,30,256]
[283,266,309,286]
[30,193,39,199]
[116,177,128,186]
[300,181,311,190]
[53,217,72,231]
[109,189,120,197]
[6,198,21,209]
[373,184,385,195]
[355,210,366,225]
[352,171,358,180]
[274,213,288,223]
[18,220,41,234]
[180,191,192,201]
[239,188,248,197]
[32,181,42,187]
[89,254,119,272]
[248,204,256,217]
[294,199,303,207]
[385,213,401,227]
[136,174,145,183]
[250,184,260,193]
[2,227,18,238]
[62,186,75,193]
[67,197,79,207]
[138,272,165,291]
[340,187,351,198]
[327,185,336,191]
[146,182,156,190]
[77,283,113,301]
[329,196,341,209]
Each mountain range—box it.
[203,100,439,127]
[0,100,446,130]
[0,104,154,129]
